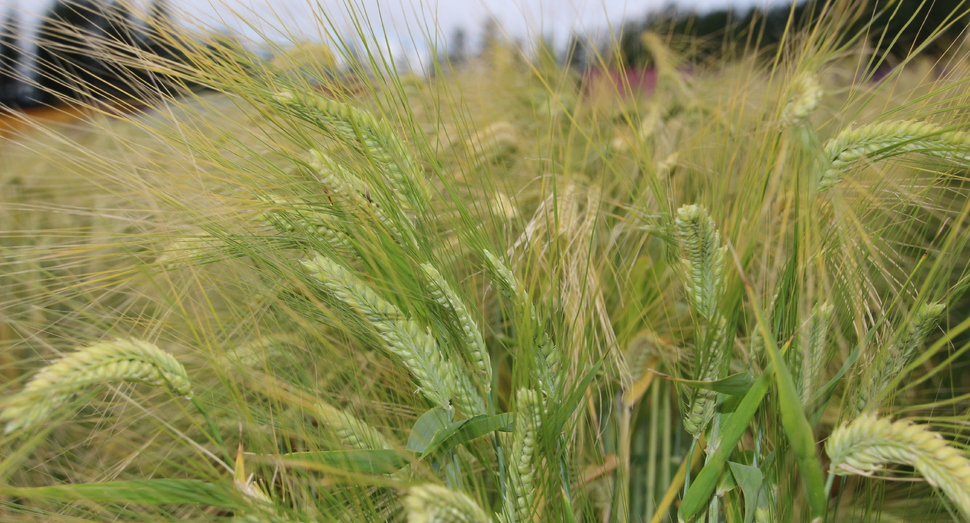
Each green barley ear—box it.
[311,401,392,450]
[502,389,543,523]
[1,339,192,433]
[271,91,430,212]
[674,204,727,321]
[302,254,464,410]
[798,302,834,406]
[482,250,562,399]
[819,120,970,190]
[257,194,355,252]
[404,484,490,523]
[421,264,492,393]
[827,413,970,520]
[682,317,731,436]
[782,72,823,127]
[855,302,944,415]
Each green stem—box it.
[190,397,231,466]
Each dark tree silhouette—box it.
[34,0,107,104]
[0,9,24,106]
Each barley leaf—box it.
[680,365,773,520]
[652,370,755,395]
[747,288,827,519]
[0,479,237,507]
[420,412,514,458]
[547,360,603,436]
[727,462,764,523]
[271,449,413,474]
[407,406,454,453]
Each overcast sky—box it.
[3,0,793,58]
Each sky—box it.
[3,0,794,60]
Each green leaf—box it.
[272,449,412,475]
[547,360,603,436]
[747,293,827,519]
[728,462,764,523]
[407,406,454,453]
[0,479,237,508]
[421,412,514,458]
[680,365,773,520]
[652,370,756,395]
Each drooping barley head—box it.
[827,413,970,519]
[2,339,192,433]
[404,484,490,523]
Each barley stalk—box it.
[502,388,543,523]
[421,264,492,393]
[302,254,458,409]
[271,91,430,211]
[674,204,726,321]
[1,339,192,433]
[827,413,970,519]
[405,484,490,523]
[820,120,970,190]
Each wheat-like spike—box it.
[855,302,944,415]
[683,318,731,436]
[226,333,304,367]
[1,339,192,433]
[464,121,519,164]
[302,255,456,409]
[421,264,492,393]
[819,120,970,190]
[258,194,355,251]
[308,150,414,245]
[272,91,430,211]
[782,72,823,126]
[311,400,392,450]
[827,413,970,519]
[503,389,543,523]
[799,302,834,406]
[482,250,562,399]
[405,484,490,523]
[675,204,726,321]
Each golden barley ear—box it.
[1,339,192,433]
[404,484,490,523]
[782,72,823,127]
[827,413,970,519]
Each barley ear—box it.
[482,250,562,399]
[405,484,490,523]
[311,401,392,450]
[819,120,970,191]
[827,414,970,520]
[682,317,731,436]
[502,388,543,523]
[799,302,834,406]
[271,91,430,211]
[782,72,823,127]
[855,302,944,415]
[1,339,192,433]
[421,263,492,393]
[257,193,355,252]
[674,204,726,321]
[301,255,457,409]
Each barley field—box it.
[3,2,970,522]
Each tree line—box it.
[0,0,208,109]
